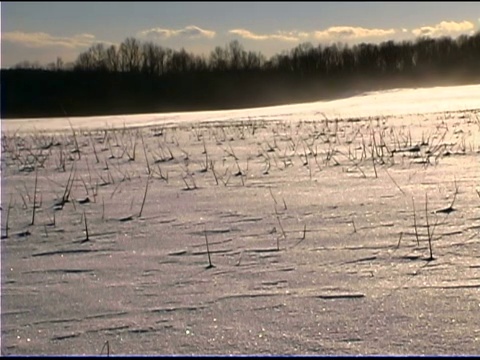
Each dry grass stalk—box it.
[208,160,218,185]
[101,196,105,221]
[138,174,151,218]
[83,210,90,242]
[100,340,110,356]
[412,197,420,246]
[2,197,13,239]
[425,193,434,261]
[140,133,151,175]
[204,226,215,269]
[31,167,39,226]
[90,134,100,164]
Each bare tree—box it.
[105,45,119,72]
[228,40,246,70]
[168,48,193,74]
[119,37,143,72]
[141,42,171,76]
[75,43,107,71]
[209,46,230,71]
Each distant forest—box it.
[2,32,480,118]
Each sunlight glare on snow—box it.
[3,84,480,134]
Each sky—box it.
[1,1,480,69]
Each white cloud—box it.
[138,25,215,39]
[411,20,475,38]
[229,26,397,44]
[314,26,396,40]
[229,29,309,42]
[2,31,102,49]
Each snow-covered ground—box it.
[2,84,480,355]
[4,84,480,134]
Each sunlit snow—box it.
[3,84,480,134]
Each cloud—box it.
[229,29,309,42]
[229,26,400,44]
[138,25,215,39]
[2,31,102,48]
[314,26,396,40]
[411,20,475,38]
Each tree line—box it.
[2,32,480,118]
